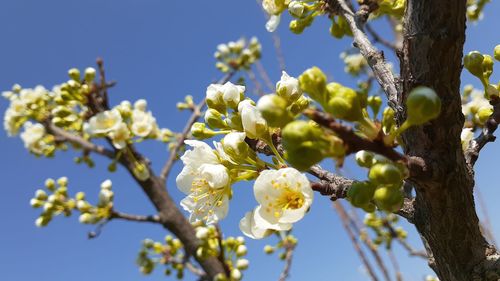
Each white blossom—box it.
[276,71,302,102]
[462,89,492,116]
[176,140,231,224]
[252,168,313,231]
[134,99,148,111]
[20,122,47,154]
[131,109,156,137]
[222,82,245,107]
[85,109,123,135]
[238,100,268,139]
[109,123,130,149]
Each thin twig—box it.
[327,0,399,110]
[246,69,265,96]
[159,72,235,182]
[334,202,380,281]
[109,210,161,224]
[255,60,275,91]
[346,206,392,281]
[387,249,404,281]
[278,241,296,281]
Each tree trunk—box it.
[400,0,500,280]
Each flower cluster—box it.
[84,99,172,150]
[262,234,298,260]
[30,177,115,227]
[462,85,493,128]
[194,226,249,281]
[136,235,185,277]
[178,74,315,238]
[2,67,173,160]
[214,37,262,73]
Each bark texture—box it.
[400,1,500,280]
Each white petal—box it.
[239,210,273,239]
[199,164,229,189]
[176,167,196,194]
[266,15,281,32]
[254,205,292,231]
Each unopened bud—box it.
[191,122,217,140]
[257,94,292,127]
[494,45,500,61]
[373,187,404,213]
[355,150,374,168]
[405,87,441,126]
[68,68,80,81]
[299,67,327,102]
[368,163,403,185]
[464,51,485,78]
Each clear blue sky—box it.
[1,1,500,281]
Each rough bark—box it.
[400,1,500,280]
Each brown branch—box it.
[304,109,428,178]
[44,121,115,158]
[465,99,500,167]
[327,0,399,110]
[109,210,161,224]
[159,72,235,182]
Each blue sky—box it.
[1,1,500,281]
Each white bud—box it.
[196,227,209,239]
[134,99,148,111]
[101,179,112,190]
[230,269,242,280]
[236,259,249,270]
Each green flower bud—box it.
[486,84,499,99]
[477,107,493,123]
[284,145,324,171]
[190,122,216,140]
[84,67,96,83]
[288,1,306,18]
[373,187,404,212]
[382,107,395,133]
[68,68,80,81]
[405,87,441,126]
[257,94,292,127]
[299,67,327,102]
[231,269,242,280]
[35,216,51,227]
[236,245,248,257]
[264,245,275,254]
[367,96,382,116]
[214,273,228,281]
[482,55,494,79]
[464,51,485,78]
[289,96,310,115]
[355,150,374,168]
[204,109,227,129]
[57,177,68,187]
[495,45,500,61]
[45,178,56,190]
[368,163,403,185]
[35,189,48,200]
[222,132,249,159]
[326,83,364,122]
[75,191,85,201]
[282,120,322,149]
[347,181,376,208]
[30,199,44,208]
[236,258,249,270]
